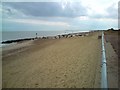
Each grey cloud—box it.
[3,2,87,17]
[106,3,117,19]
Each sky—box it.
[0,0,119,31]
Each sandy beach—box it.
[2,32,101,88]
[2,31,118,88]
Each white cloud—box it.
[81,0,119,19]
[75,15,117,22]
[76,16,89,20]
[6,18,70,27]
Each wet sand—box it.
[3,32,102,88]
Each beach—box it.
[2,31,118,88]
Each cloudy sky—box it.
[1,0,119,31]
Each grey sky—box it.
[1,0,119,31]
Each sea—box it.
[0,30,89,47]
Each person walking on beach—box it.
[36,33,38,39]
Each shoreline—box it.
[2,29,119,44]
[1,31,94,44]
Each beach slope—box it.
[2,32,101,88]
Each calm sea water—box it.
[2,31,66,41]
